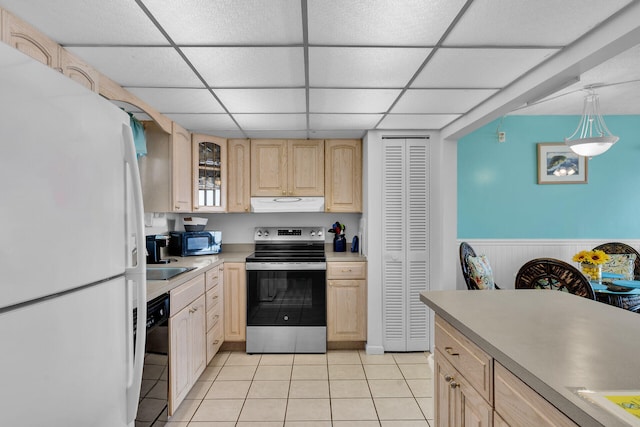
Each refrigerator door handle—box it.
[122,123,147,425]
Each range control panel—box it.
[253,226,325,241]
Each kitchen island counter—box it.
[420,290,640,427]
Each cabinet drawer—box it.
[206,286,221,310]
[495,362,578,427]
[170,274,205,316]
[435,315,492,403]
[327,262,366,279]
[205,266,220,291]
[206,304,222,332]
[207,321,223,362]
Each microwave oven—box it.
[168,231,221,256]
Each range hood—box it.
[251,196,325,213]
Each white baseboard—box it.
[365,344,385,355]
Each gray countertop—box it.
[146,247,366,301]
[420,290,640,427]
[146,251,248,301]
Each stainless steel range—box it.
[245,226,327,353]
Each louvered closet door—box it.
[382,139,430,352]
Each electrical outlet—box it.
[498,131,506,143]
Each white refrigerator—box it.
[0,43,146,426]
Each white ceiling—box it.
[1,0,639,138]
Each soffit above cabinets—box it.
[0,0,638,139]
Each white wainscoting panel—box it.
[456,240,640,290]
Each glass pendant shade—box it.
[564,91,618,157]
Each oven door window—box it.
[247,270,326,326]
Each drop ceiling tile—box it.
[309,114,383,130]
[215,89,306,113]
[196,129,247,138]
[377,114,461,130]
[165,113,238,132]
[126,88,224,113]
[233,114,307,130]
[309,89,402,113]
[577,44,640,87]
[244,130,310,139]
[0,0,167,45]
[391,89,498,114]
[411,48,558,88]
[445,0,634,46]
[183,47,305,87]
[309,47,431,87]
[66,47,202,87]
[309,130,367,139]
[308,0,467,45]
[143,0,302,44]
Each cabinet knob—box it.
[212,295,218,300]
[194,206,199,210]
[444,375,453,383]
[244,207,248,211]
[213,340,219,345]
[282,191,286,195]
[450,381,459,389]
[445,347,459,356]
[189,306,198,313]
[175,205,181,210]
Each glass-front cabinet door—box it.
[192,134,227,212]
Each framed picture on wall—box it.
[537,143,588,184]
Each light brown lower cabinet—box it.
[494,411,510,427]
[494,362,578,427]
[326,262,367,341]
[223,262,246,342]
[435,315,578,427]
[435,349,492,427]
[205,265,224,364]
[168,275,206,416]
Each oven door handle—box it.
[246,262,327,271]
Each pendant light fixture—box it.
[564,90,618,157]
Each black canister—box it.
[333,234,347,252]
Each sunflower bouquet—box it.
[572,250,610,265]
[573,250,610,281]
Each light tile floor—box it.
[136,350,434,427]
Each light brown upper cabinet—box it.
[192,134,227,213]
[227,139,251,212]
[251,139,324,197]
[59,48,99,92]
[140,121,192,212]
[1,9,98,92]
[1,9,60,69]
[325,139,362,212]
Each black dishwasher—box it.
[133,293,170,351]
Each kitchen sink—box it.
[146,266,196,281]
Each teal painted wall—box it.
[458,115,640,238]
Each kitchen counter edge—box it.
[420,289,640,427]
[146,251,249,302]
